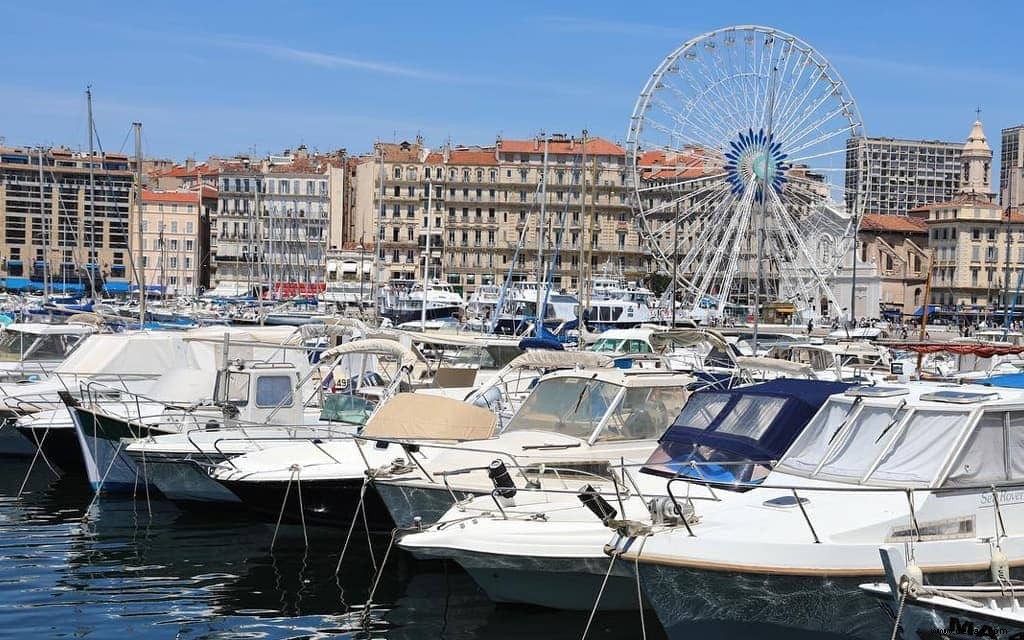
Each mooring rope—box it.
[580,550,619,640]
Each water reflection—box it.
[0,459,665,639]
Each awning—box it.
[130,284,166,293]
[911,305,943,317]
[886,342,1024,357]
[103,282,131,293]
[7,260,22,266]
[1,277,30,290]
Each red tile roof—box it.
[447,148,498,165]
[159,163,219,178]
[636,149,721,180]
[142,189,200,204]
[859,214,927,233]
[910,200,1002,212]
[498,137,624,156]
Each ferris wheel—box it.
[627,25,864,320]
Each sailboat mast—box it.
[752,65,778,356]
[86,88,98,296]
[133,122,146,324]
[536,136,549,333]
[576,131,587,332]
[38,148,49,300]
[421,179,433,328]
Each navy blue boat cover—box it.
[643,378,853,481]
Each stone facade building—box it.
[137,188,215,295]
[352,134,651,293]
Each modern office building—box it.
[845,135,963,216]
[1001,125,1024,212]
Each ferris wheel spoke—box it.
[767,188,844,305]
[773,76,840,143]
[674,63,745,141]
[649,87,726,144]
[645,183,732,236]
[675,189,740,278]
[773,52,816,128]
[714,189,759,313]
[784,121,861,159]
[688,184,755,312]
[771,63,833,140]
[688,60,748,137]
[636,170,725,195]
[656,79,736,145]
[779,101,856,153]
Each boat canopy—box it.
[319,338,420,370]
[735,355,816,377]
[649,328,732,354]
[644,379,853,479]
[55,332,188,377]
[507,350,612,370]
[361,392,497,441]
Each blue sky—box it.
[1,0,1020,162]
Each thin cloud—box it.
[214,37,455,82]
[831,53,1018,87]
[535,15,683,38]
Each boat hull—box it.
[67,405,164,493]
[0,418,36,457]
[125,453,241,507]
[216,476,396,530]
[416,546,640,610]
[14,423,85,473]
[636,561,1022,640]
[870,590,1024,640]
[374,481,476,528]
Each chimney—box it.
[185,158,196,171]
[296,145,309,160]
[569,137,575,151]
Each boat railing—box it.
[659,474,1024,544]
[194,430,359,471]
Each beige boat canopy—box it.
[648,328,733,354]
[507,350,613,370]
[319,338,421,370]
[361,392,497,440]
[735,355,815,378]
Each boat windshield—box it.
[600,386,688,441]
[0,331,80,362]
[504,376,622,440]
[778,398,970,486]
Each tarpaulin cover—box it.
[885,342,1024,357]
[643,379,853,480]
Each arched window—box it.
[407,167,417,181]
[489,170,497,182]
[462,169,470,182]
[435,167,443,179]
[476,169,483,181]
[393,166,402,179]
[913,288,922,306]
[449,168,457,180]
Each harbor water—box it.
[0,459,665,639]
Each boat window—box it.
[1009,412,1024,480]
[591,338,624,353]
[674,393,731,430]
[870,410,966,486]
[0,331,32,362]
[320,393,374,425]
[626,340,651,354]
[215,371,250,407]
[716,395,788,440]
[945,411,1006,487]
[255,375,293,408]
[778,400,859,476]
[815,405,908,481]
[504,376,621,440]
[602,386,688,441]
[25,334,80,360]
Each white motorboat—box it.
[203,350,608,523]
[0,322,98,383]
[396,379,852,611]
[369,366,694,528]
[606,381,1024,639]
[120,338,418,505]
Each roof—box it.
[859,214,927,233]
[447,148,498,166]
[142,189,199,204]
[963,120,991,154]
[910,200,1002,212]
[159,164,219,178]
[498,137,624,156]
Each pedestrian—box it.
[807,319,813,335]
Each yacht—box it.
[379,280,465,325]
[396,379,851,611]
[203,349,609,523]
[369,366,695,528]
[606,381,1024,639]
[119,338,420,506]
[0,322,98,383]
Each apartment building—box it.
[352,134,651,293]
[911,120,1019,309]
[137,188,215,295]
[1001,125,1024,212]
[212,146,347,288]
[0,146,133,291]
[846,135,962,216]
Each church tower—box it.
[960,116,994,202]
